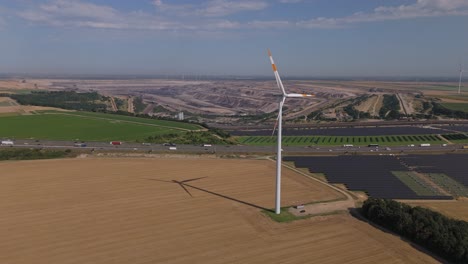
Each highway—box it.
[2,139,467,156]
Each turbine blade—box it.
[271,97,286,137]
[181,177,207,183]
[271,112,280,137]
[268,49,287,95]
[145,178,172,183]
[179,183,193,197]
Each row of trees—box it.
[0,149,72,161]
[133,96,147,113]
[362,198,468,263]
[379,94,401,119]
[431,102,468,119]
[10,91,107,112]
[343,104,371,120]
[143,131,233,145]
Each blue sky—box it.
[0,0,468,77]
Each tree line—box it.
[10,91,108,112]
[379,94,401,119]
[143,131,233,145]
[0,149,73,161]
[362,198,468,263]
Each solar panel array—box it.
[230,126,445,136]
[400,154,468,186]
[284,155,452,200]
[435,125,468,133]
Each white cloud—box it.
[13,0,468,32]
[152,0,268,17]
[199,0,268,17]
[247,20,292,29]
[298,0,468,28]
[278,0,304,3]
[17,0,267,31]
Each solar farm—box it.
[230,126,446,136]
[285,154,468,200]
[239,134,444,146]
[0,157,441,264]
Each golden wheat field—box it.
[0,158,440,263]
[408,200,468,222]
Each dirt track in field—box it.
[0,158,440,264]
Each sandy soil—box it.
[371,94,383,116]
[0,157,440,264]
[0,97,68,114]
[355,95,377,113]
[0,79,53,91]
[127,97,134,113]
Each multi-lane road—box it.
[2,139,467,155]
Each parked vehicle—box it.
[1,140,14,146]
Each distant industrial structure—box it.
[176,112,184,121]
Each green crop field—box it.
[39,111,201,130]
[392,171,444,196]
[441,134,468,143]
[441,103,468,112]
[238,134,445,146]
[0,111,202,141]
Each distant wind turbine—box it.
[458,63,465,95]
[268,49,314,215]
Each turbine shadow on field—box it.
[145,177,207,197]
[145,178,271,212]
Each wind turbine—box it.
[268,49,314,215]
[458,63,465,95]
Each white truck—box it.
[1,140,14,146]
[420,143,431,147]
[343,144,354,147]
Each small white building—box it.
[177,112,184,121]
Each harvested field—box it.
[0,158,440,264]
[407,200,468,222]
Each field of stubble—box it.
[0,158,440,263]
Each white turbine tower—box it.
[458,63,465,95]
[268,49,314,215]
